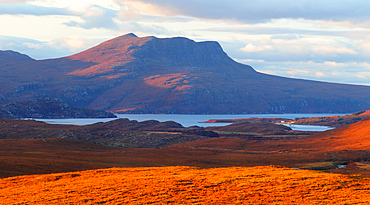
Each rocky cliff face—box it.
[1,33,370,114]
[0,98,116,119]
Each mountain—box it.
[0,98,116,118]
[1,33,370,114]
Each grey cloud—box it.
[122,0,370,23]
[0,36,72,59]
[205,26,370,38]
[0,4,119,30]
[0,4,66,15]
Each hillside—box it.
[188,117,370,154]
[2,166,370,204]
[0,98,116,119]
[0,50,34,62]
[0,118,219,148]
[295,117,370,152]
[1,34,370,113]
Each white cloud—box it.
[0,35,108,59]
[314,71,326,77]
[53,37,87,51]
[64,4,119,29]
[324,61,345,67]
[240,43,273,52]
[355,72,370,79]
[312,46,357,55]
[22,42,43,49]
[248,59,370,85]
[0,0,32,4]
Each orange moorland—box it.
[1,166,370,204]
[3,117,370,204]
[4,118,370,178]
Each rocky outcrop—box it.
[0,98,116,119]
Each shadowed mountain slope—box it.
[1,33,370,113]
[0,50,34,62]
[0,98,116,119]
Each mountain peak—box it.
[68,33,249,77]
[115,33,138,40]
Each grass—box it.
[1,166,370,204]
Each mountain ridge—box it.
[1,33,370,114]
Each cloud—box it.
[324,61,345,67]
[355,72,370,79]
[312,46,357,55]
[51,36,100,52]
[0,35,105,59]
[0,3,119,29]
[115,1,191,23]
[240,43,273,52]
[231,36,360,64]
[243,59,370,85]
[0,0,32,4]
[0,4,66,15]
[64,3,119,29]
[116,22,172,36]
[314,71,326,77]
[0,36,71,59]
[118,0,370,24]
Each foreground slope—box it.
[194,117,370,153]
[1,34,370,113]
[296,117,370,152]
[1,166,370,204]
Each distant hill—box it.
[0,117,218,148]
[2,33,370,113]
[0,50,34,62]
[0,98,116,119]
[201,110,370,128]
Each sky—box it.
[1,0,370,85]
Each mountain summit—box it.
[1,33,370,114]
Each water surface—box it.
[35,113,347,131]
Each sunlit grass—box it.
[1,166,370,204]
